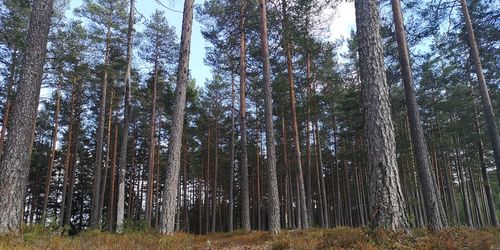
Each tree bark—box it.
[0,0,54,234]
[116,0,135,233]
[459,0,500,186]
[160,0,194,234]
[390,0,447,230]
[354,0,408,230]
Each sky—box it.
[65,0,356,86]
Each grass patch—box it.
[0,226,498,249]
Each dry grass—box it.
[0,226,499,250]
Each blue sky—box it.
[63,0,355,87]
[66,0,212,86]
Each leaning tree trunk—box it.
[90,13,112,229]
[390,0,447,230]
[116,0,135,233]
[354,0,409,230]
[160,0,194,234]
[0,0,54,234]
[459,0,500,185]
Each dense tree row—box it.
[0,0,498,235]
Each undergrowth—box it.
[0,226,498,249]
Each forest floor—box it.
[0,226,499,250]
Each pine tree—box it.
[0,0,55,234]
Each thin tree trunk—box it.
[211,120,218,233]
[90,8,113,229]
[459,0,500,185]
[59,108,75,228]
[116,0,135,233]
[64,118,81,227]
[305,55,313,225]
[453,134,473,227]
[314,117,329,227]
[355,0,408,230]
[473,110,498,227]
[390,0,447,230]
[183,138,190,232]
[145,44,159,226]
[108,124,118,231]
[282,0,309,229]
[99,90,114,225]
[229,74,235,232]
[41,81,61,224]
[238,0,251,232]
[0,0,54,234]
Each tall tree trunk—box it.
[332,117,342,226]
[474,112,499,227]
[390,0,447,230]
[183,137,190,232]
[116,0,135,233]
[64,118,81,227]
[160,0,194,234]
[282,0,309,229]
[354,0,408,230]
[453,134,473,227]
[459,0,500,185]
[0,0,54,234]
[305,55,313,225]
[145,45,160,226]
[314,117,329,227]
[211,119,218,233]
[228,74,235,232]
[281,112,292,229]
[59,96,76,228]
[108,124,118,231]
[99,90,114,225]
[90,10,113,229]
[41,81,61,224]
[256,121,262,230]
[238,0,251,232]
[205,128,210,233]
[474,120,498,227]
